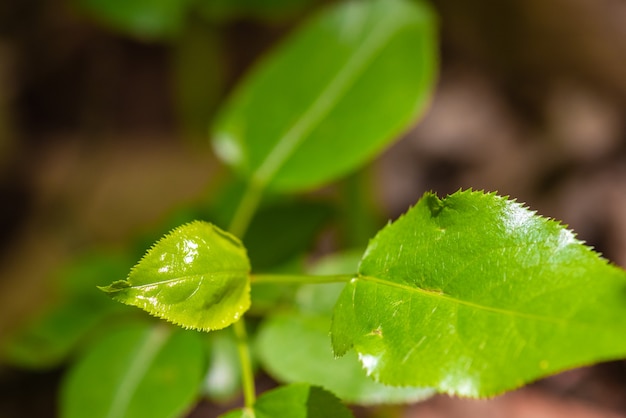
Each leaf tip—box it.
[97,280,130,295]
[425,192,444,217]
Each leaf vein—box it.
[253,8,414,184]
[357,275,568,325]
[130,271,247,289]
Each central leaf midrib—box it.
[131,270,248,288]
[357,274,569,325]
[105,326,171,418]
[253,8,415,185]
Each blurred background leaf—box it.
[60,322,205,418]
[219,383,355,418]
[212,0,438,191]
[75,0,191,40]
[1,251,135,369]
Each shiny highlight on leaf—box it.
[99,221,251,332]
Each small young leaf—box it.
[60,322,205,418]
[100,221,250,331]
[212,0,437,191]
[331,190,626,397]
[219,383,354,418]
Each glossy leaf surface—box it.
[212,0,437,191]
[332,190,626,397]
[257,314,434,405]
[60,322,205,418]
[100,222,250,331]
[220,383,354,418]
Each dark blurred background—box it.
[1,0,625,417]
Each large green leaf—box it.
[220,383,354,418]
[257,314,433,405]
[331,190,626,397]
[100,221,250,331]
[60,322,205,418]
[212,0,437,191]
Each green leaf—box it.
[76,0,189,40]
[60,322,205,418]
[331,190,626,397]
[296,251,362,315]
[212,0,437,191]
[220,383,354,418]
[2,252,133,369]
[202,329,242,401]
[257,314,434,405]
[245,199,335,271]
[99,221,251,331]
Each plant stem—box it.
[251,273,354,284]
[228,180,264,238]
[228,180,266,411]
[233,319,256,412]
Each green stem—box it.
[251,273,354,285]
[228,180,264,238]
[228,180,266,411]
[233,319,256,412]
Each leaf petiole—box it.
[250,274,354,285]
[228,180,265,239]
[233,320,256,413]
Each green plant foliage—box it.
[203,329,242,401]
[257,251,433,405]
[76,0,189,40]
[296,251,363,315]
[220,383,354,418]
[244,199,335,270]
[99,222,250,331]
[60,322,205,418]
[331,190,626,397]
[2,252,133,368]
[257,314,434,405]
[212,0,437,192]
